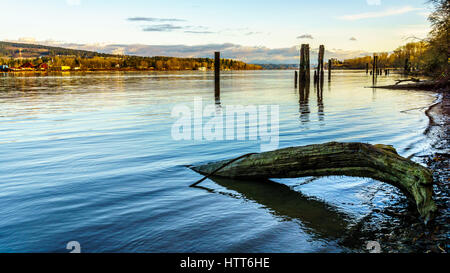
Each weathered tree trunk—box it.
[190,142,437,221]
[369,80,447,90]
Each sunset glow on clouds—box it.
[1,0,432,63]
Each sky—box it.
[1,0,433,63]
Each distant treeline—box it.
[336,42,431,71]
[0,41,262,71]
[0,55,262,71]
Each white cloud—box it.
[297,34,314,39]
[395,24,430,40]
[111,47,126,55]
[17,37,37,43]
[366,0,381,6]
[338,6,421,21]
[66,0,81,6]
[417,11,430,17]
[4,39,371,64]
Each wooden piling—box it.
[214,51,220,95]
[366,63,369,74]
[299,44,306,82]
[328,59,331,80]
[372,54,378,80]
[305,44,310,81]
[318,45,325,80]
[295,70,298,87]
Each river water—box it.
[0,70,437,252]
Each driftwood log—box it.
[190,142,437,221]
[368,79,449,91]
[394,78,421,85]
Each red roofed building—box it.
[38,63,49,70]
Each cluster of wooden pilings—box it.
[367,54,391,83]
[295,44,330,87]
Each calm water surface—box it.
[0,70,437,252]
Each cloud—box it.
[142,24,184,32]
[17,37,37,43]
[297,34,314,39]
[416,11,430,17]
[366,0,381,6]
[184,30,214,34]
[338,6,421,21]
[349,37,357,41]
[8,39,371,64]
[141,24,215,33]
[127,17,186,22]
[66,0,81,6]
[245,32,263,36]
[128,17,212,33]
[111,47,126,55]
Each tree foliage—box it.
[0,41,261,71]
[425,0,449,78]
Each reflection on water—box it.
[0,70,437,252]
[195,177,353,242]
[299,76,325,124]
[299,81,310,124]
[316,78,324,122]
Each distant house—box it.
[61,66,71,71]
[38,63,49,70]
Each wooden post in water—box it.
[295,70,298,87]
[214,51,220,96]
[299,44,306,83]
[366,63,369,74]
[305,44,310,81]
[328,59,332,81]
[372,54,378,80]
[318,45,325,80]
